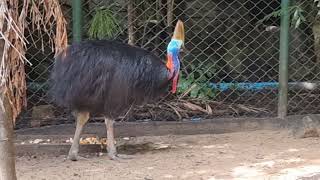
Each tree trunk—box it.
[166,0,174,27]
[0,90,17,180]
[128,0,135,45]
[0,30,17,180]
[152,0,162,56]
[313,18,320,63]
[166,0,174,45]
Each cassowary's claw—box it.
[108,153,134,161]
[116,154,134,159]
[108,155,122,162]
[68,155,78,161]
[68,151,79,161]
[67,153,88,161]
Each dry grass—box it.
[119,97,269,122]
[0,0,67,123]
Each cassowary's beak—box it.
[172,20,185,49]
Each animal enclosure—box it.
[16,0,320,129]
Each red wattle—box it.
[171,73,179,93]
[166,54,174,79]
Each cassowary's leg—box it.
[105,118,117,158]
[68,111,90,161]
[104,118,133,160]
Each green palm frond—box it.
[88,7,121,40]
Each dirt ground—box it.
[16,130,320,180]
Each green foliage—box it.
[259,0,320,29]
[258,5,306,29]
[177,63,216,100]
[88,7,121,40]
[291,5,306,28]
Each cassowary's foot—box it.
[116,154,134,159]
[67,154,87,162]
[105,118,134,161]
[108,153,134,161]
[68,150,79,161]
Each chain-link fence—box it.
[15,0,320,129]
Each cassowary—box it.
[50,20,185,161]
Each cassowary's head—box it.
[166,20,185,93]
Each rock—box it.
[31,105,55,127]
[31,105,55,119]
[298,173,320,180]
[66,138,73,143]
[291,115,320,138]
[33,139,43,144]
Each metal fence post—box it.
[72,0,82,43]
[278,0,290,119]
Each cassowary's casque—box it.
[50,20,185,161]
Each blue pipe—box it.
[210,81,320,91]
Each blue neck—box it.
[170,52,180,75]
[167,39,182,76]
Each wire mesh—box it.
[286,1,320,116]
[15,0,320,129]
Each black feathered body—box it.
[50,40,170,118]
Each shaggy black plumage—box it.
[49,40,170,118]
